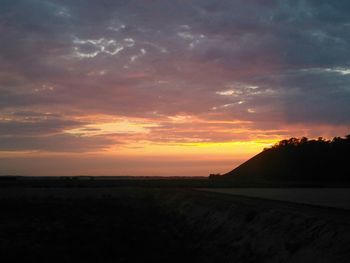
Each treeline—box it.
[218,134,350,184]
[267,135,350,151]
[261,134,350,182]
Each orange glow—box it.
[2,114,349,177]
[110,139,279,157]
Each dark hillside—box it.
[218,135,350,184]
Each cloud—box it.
[1,0,350,153]
[0,118,83,136]
[0,134,114,152]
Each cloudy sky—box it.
[1,0,350,176]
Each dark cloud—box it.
[0,118,84,136]
[0,134,114,152]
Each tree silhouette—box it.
[220,134,350,184]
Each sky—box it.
[1,0,350,176]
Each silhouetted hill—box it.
[217,135,350,185]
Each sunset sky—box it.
[1,0,350,176]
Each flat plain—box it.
[200,188,350,210]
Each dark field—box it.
[201,188,350,210]
[1,183,350,262]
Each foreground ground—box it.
[0,187,350,262]
[200,188,350,210]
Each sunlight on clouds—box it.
[177,27,206,49]
[300,67,350,75]
[72,37,135,59]
[216,90,239,96]
[130,48,146,63]
[325,68,350,75]
[66,120,160,136]
[168,115,193,123]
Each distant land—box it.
[212,135,350,186]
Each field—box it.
[0,184,350,262]
[200,188,350,210]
